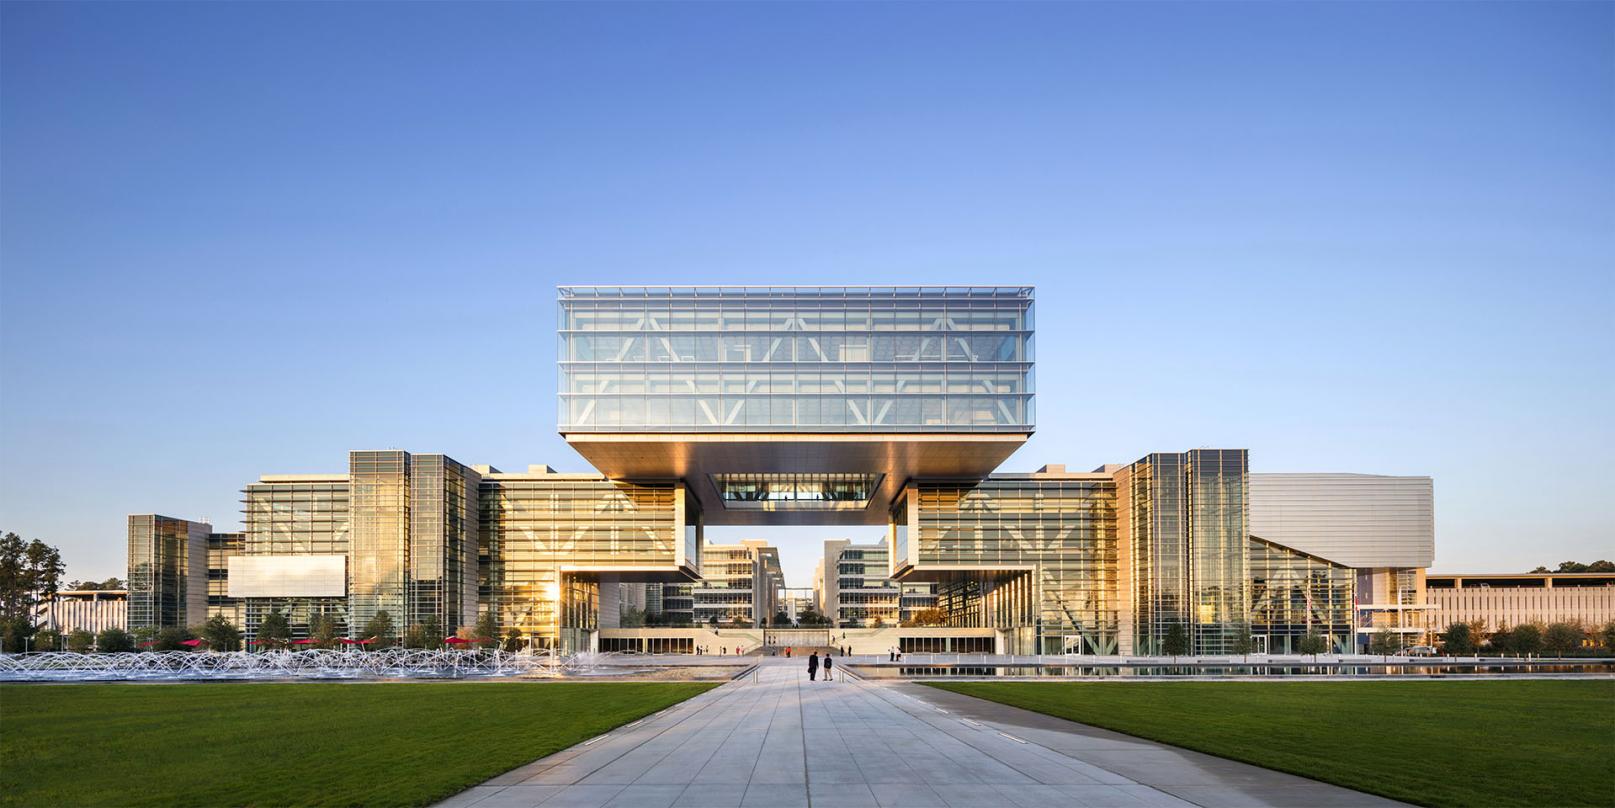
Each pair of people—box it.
[807,651,834,681]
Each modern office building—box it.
[130,286,1437,654]
[1423,572,1615,635]
[818,539,938,627]
[127,515,210,632]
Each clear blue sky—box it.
[2,2,1610,587]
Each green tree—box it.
[256,608,292,651]
[201,615,242,652]
[1488,624,1513,656]
[1230,630,1254,662]
[1442,622,1476,655]
[1512,624,1544,657]
[1161,624,1190,659]
[620,607,646,628]
[96,626,134,652]
[503,628,523,652]
[423,614,443,647]
[362,610,396,648]
[1297,632,1328,659]
[402,623,423,649]
[773,610,791,627]
[130,625,157,649]
[474,612,499,647]
[153,626,193,651]
[1369,629,1399,658]
[1599,620,1615,652]
[309,613,340,649]
[66,628,94,653]
[0,532,65,652]
[32,628,63,652]
[1543,622,1583,656]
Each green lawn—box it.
[926,680,1615,808]
[0,681,716,808]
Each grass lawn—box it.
[0,680,716,808]
[926,680,1614,808]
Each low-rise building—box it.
[1423,573,1615,634]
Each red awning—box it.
[179,638,206,647]
[291,638,318,645]
[337,638,372,645]
[443,636,475,645]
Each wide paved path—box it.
[437,659,1403,808]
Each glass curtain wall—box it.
[558,286,1035,433]
[408,455,481,632]
[479,477,682,651]
[241,478,350,642]
[1249,537,1355,653]
[1128,450,1251,655]
[127,515,206,631]
[206,532,243,625]
[1185,449,1250,655]
[348,451,408,638]
[909,478,1121,654]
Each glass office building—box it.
[127,515,208,633]
[129,286,1434,654]
[558,286,1034,433]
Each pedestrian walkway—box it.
[436,658,1403,808]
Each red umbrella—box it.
[291,638,318,645]
[444,636,475,645]
[337,638,368,646]
[179,638,207,648]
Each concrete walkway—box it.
[437,658,1404,808]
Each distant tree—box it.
[153,626,193,651]
[1442,622,1476,655]
[1230,630,1254,662]
[423,615,443,647]
[1543,623,1582,657]
[97,627,134,653]
[1369,629,1400,658]
[475,612,499,647]
[620,607,647,628]
[503,628,523,652]
[256,609,292,650]
[1537,560,1615,574]
[1488,624,1513,656]
[1529,566,1550,574]
[904,608,949,628]
[403,623,429,649]
[66,628,94,653]
[1512,624,1544,657]
[870,616,886,628]
[1161,624,1190,660]
[707,614,719,628]
[1297,632,1328,659]
[1588,560,1615,573]
[31,628,63,651]
[773,610,791,627]
[201,615,242,652]
[66,577,125,591]
[0,532,65,652]
[309,613,340,649]
[1600,620,1615,652]
[362,610,396,648]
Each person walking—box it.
[823,654,834,682]
[807,651,820,681]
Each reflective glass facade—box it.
[127,515,208,631]
[206,532,243,625]
[478,475,695,651]
[558,286,1034,432]
[1126,450,1250,655]
[242,476,350,641]
[900,477,1122,654]
[1249,537,1355,653]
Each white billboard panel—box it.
[228,555,347,598]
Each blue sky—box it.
[2,2,1610,587]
